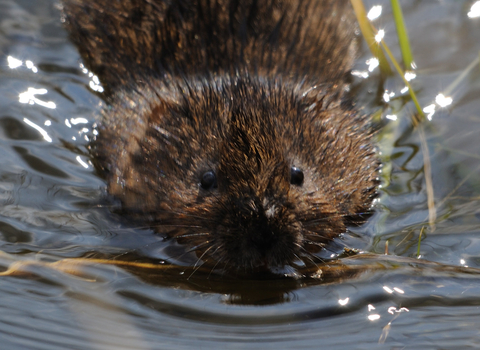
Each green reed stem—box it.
[417,226,426,258]
[350,0,393,76]
[391,0,414,69]
[378,35,425,122]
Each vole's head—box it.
[97,76,378,273]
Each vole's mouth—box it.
[192,244,322,278]
[172,210,344,276]
[206,261,309,279]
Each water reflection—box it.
[383,286,394,294]
[69,117,89,125]
[76,156,89,169]
[383,90,395,102]
[404,71,416,81]
[7,56,38,73]
[393,287,404,294]
[435,93,453,107]
[367,5,382,21]
[7,56,22,69]
[366,57,379,71]
[79,63,104,93]
[421,93,453,121]
[25,60,38,73]
[468,1,480,18]
[351,70,369,79]
[22,118,52,143]
[374,29,385,43]
[19,87,56,109]
[388,306,409,314]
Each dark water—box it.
[1,0,480,349]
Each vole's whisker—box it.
[150,224,204,228]
[208,252,225,279]
[292,247,321,269]
[172,232,211,239]
[188,245,215,279]
[179,241,212,255]
[302,239,327,248]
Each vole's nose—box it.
[249,216,276,252]
[243,199,281,254]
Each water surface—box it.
[1,0,480,349]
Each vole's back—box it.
[63,0,356,89]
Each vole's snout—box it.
[225,195,300,267]
[249,221,276,254]
[245,200,278,249]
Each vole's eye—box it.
[200,170,217,190]
[290,166,304,186]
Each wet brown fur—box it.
[62,0,379,272]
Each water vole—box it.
[62,0,379,272]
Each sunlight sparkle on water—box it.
[468,1,480,18]
[7,56,22,69]
[368,314,381,321]
[8,56,38,73]
[383,286,405,295]
[80,63,104,92]
[25,60,38,73]
[366,58,379,72]
[19,88,56,109]
[386,115,397,121]
[404,71,416,81]
[89,77,104,92]
[383,286,393,294]
[375,29,385,43]
[23,118,52,143]
[388,307,409,315]
[338,298,349,306]
[76,156,89,169]
[70,117,89,125]
[435,93,453,107]
[383,90,395,102]
[351,70,369,78]
[423,104,436,120]
[80,63,89,74]
[367,5,382,20]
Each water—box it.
[1,0,480,349]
